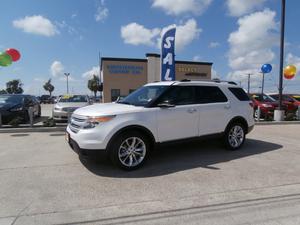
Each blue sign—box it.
[161,26,176,81]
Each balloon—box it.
[0,52,12,66]
[284,65,297,80]
[261,64,272,73]
[284,65,297,76]
[5,48,21,62]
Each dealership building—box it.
[101,53,213,102]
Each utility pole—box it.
[64,73,70,94]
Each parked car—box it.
[66,80,254,170]
[249,93,279,120]
[0,94,41,124]
[53,95,91,122]
[40,95,54,104]
[268,93,299,111]
[287,94,300,107]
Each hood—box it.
[56,102,89,108]
[0,102,19,111]
[73,103,143,117]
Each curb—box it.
[0,126,66,133]
[255,121,300,125]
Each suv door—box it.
[195,86,231,136]
[154,86,199,142]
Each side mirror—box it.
[157,102,175,108]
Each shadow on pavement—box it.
[79,138,283,178]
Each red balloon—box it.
[5,48,21,62]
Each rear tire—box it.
[224,122,246,150]
[109,131,150,170]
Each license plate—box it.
[65,132,70,143]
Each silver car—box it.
[53,95,91,121]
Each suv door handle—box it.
[187,108,197,113]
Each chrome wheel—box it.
[228,125,244,148]
[118,137,146,167]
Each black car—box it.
[40,95,54,104]
[0,94,41,124]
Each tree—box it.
[0,89,7,94]
[88,75,102,99]
[43,79,55,97]
[6,79,23,94]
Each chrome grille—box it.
[62,107,77,112]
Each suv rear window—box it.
[196,86,228,103]
[229,88,250,101]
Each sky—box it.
[0,0,300,95]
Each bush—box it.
[8,117,23,127]
[43,117,56,127]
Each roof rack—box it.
[178,78,237,85]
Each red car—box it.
[288,94,300,107]
[249,93,279,120]
[269,94,299,111]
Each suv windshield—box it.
[59,95,88,103]
[118,85,168,106]
[0,95,24,104]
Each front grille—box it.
[62,107,77,112]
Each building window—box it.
[111,89,120,102]
[129,89,136,94]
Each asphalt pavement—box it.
[0,125,300,225]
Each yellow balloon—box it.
[284,65,297,76]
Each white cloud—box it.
[227,9,278,85]
[95,0,109,22]
[226,0,267,17]
[170,19,201,51]
[121,23,160,46]
[82,66,100,79]
[209,42,220,48]
[286,53,300,76]
[152,0,212,16]
[13,15,58,37]
[193,55,202,61]
[50,61,64,77]
[211,68,220,79]
[121,19,201,51]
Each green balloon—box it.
[0,52,12,66]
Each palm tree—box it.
[6,79,23,94]
[88,75,102,99]
[43,79,55,97]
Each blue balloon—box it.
[261,64,272,73]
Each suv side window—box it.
[158,86,196,106]
[196,86,228,104]
[228,88,250,101]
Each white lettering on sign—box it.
[164,69,172,81]
[163,53,173,65]
[163,37,175,49]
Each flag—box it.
[161,26,176,81]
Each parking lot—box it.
[1,124,300,224]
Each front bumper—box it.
[66,125,109,150]
[53,110,70,121]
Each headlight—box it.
[10,107,23,112]
[84,115,116,129]
[54,107,62,111]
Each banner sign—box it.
[161,26,176,81]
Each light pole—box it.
[274,0,286,121]
[278,0,285,111]
[64,73,70,94]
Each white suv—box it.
[66,80,254,170]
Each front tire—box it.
[224,123,246,150]
[109,131,150,170]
